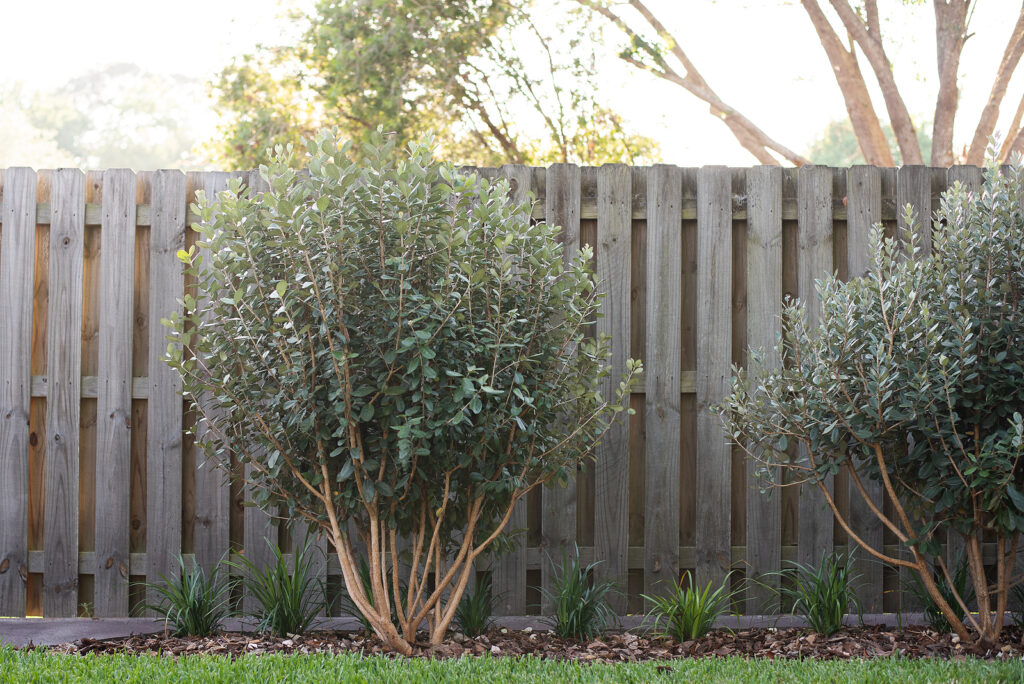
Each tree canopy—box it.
[212,0,659,167]
[215,1,1024,168]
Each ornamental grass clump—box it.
[227,535,325,636]
[140,555,233,637]
[719,151,1024,646]
[773,552,861,636]
[165,129,640,654]
[642,572,738,642]
[541,546,618,640]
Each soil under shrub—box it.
[41,625,1024,662]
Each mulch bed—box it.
[42,624,1024,662]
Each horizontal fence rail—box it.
[0,163,1013,618]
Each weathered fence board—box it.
[492,164,533,616]
[240,170,278,613]
[0,168,37,617]
[94,169,137,617]
[644,165,682,599]
[192,171,235,576]
[744,165,782,614]
[897,165,932,254]
[846,165,885,614]
[796,166,834,570]
[0,163,1004,618]
[593,164,631,612]
[695,167,732,589]
[43,169,85,616]
[145,170,186,613]
[540,163,581,613]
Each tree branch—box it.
[800,0,895,165]
[826,0,923,164]
[577,0,809,165]
[966,3,1024,164]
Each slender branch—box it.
[967,4,1024,164]
[576,0,809,165]
[826,0,922,163]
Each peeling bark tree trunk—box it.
[801,0,894,165]
[932,0,972,166]
[825,0,923,164]
[966,5,1024,164]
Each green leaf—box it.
[1008,486,1024,514]
[337,461,354,482]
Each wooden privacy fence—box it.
[0,163,996,619]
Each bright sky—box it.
[1,0,1022,166]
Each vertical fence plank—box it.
[492,164,533,615]
[744,166,782,613]
[796,165,834,570]
[695,167,732,589]
[43,169,85,616]
[146,170,186,611]
[943,165,981,578]
[94,169,136,616]
[896,164,932,610]
[192,172,235,575]
[644,165,682,598]
[241,170,277,611]
[0,168,37,616]
[897,165,932,255]
[28,171,52,617]
[539,163,581,612]
[845,165,885,614]
[593,164,630,611]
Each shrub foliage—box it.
[166,130,638,653]
[719,154,1024,645]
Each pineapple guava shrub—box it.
[719,155,1024,645]
[164,131,639,653]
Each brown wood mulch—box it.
[42,625,1024,663]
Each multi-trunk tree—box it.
[720,154,1024,645]
[583,0,1024,166]
[165,130,639,653]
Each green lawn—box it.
[1,649,1023,683]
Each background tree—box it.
[27,64,203,169]
[578,0,1024,167]
[212,0,658,168]
[805,119,932,166]
[0,85,77,168]
[1,66,203,170]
